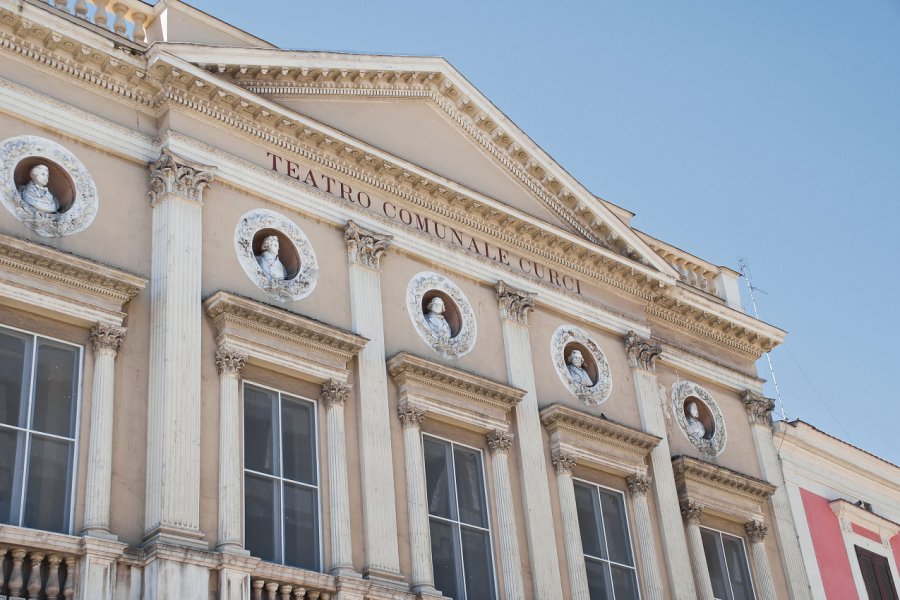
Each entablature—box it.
[672,455,775,524]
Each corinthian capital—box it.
[398,404,425,428]
[486,430,514,454]
[344,220,392,270]
[495,280,535,324]
[624,330,662,372]
[741,390,775,426]
[680,500,703,524]
[744,520,768,543]
[551,450,577,474]
[626,474,652,498]
[148,149,216,206]
[321,379,351,408]
[90,324,126,354]
[215,348,245,376]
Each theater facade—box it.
[0,1,815,599]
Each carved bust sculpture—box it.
[255,235,287,282]
[18,164,59,213]
[423,296,452,341]
[685,400,708,439]
[565,349,594,387]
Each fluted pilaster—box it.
[216,348,245,553]
[681,501,715,600]
[322,379,357,577]
[626,474,665,600]
[398,406,437,595]
[497,282,563,598]
[344,221,401,582]
[745,521,777,600]
[551,451,589,600]
[486,430,525,600]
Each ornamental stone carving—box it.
[680,500,704,524]
[551,450,577,474]
[235,209,319,303]
[344,220,392,270]
[551,325,613,406]
[486,430,514,454]
[0,135,99,237]
[90,324,125,354]
[745,520,768,543]
[672,380,727,457]
[215,349,245,376]
[741,390,776,426]
[495,280,535,324]
[626,474,652,498]
[322,379,351,408]
[398,405,426,428]
[406,272,477,360]
[624,330,662,372]
[147,149,215,206]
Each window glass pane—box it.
[575,482,604,559]
[281,396,316,485]
[610,563,640,600]
[723,535,754,600]
[586,557,613,600]
[454,446,487,528]
[244,386,277,475]
[244,474,280,563]
[702,529,731,600]
[599,489,633,566]
[430,518,460,600]
[461,526,496,600]
[424,437,453,519]
[31,341,78,438]
[0,428,24,524]
[22,435,72,533]
[0,330,30,428]
[283,483,319,571]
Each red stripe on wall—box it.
[800,488,860,600]
[852,523,883,544]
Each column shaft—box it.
[399,407,437,595]
[552,455,590,600]
[82,326,124,536]
[746,522,778,600]
[682,506,715,600]
[323,380,355,576]
[216,350,245,552]
[487,431,525,600]
[626,476,665,600]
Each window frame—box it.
[241,379,323,572]
[0,323,83,535]
[699,525,757,600]
[572,476,642,600]
[421,431,499,600]
[855,545,899,600]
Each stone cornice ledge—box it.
[388,351,525,432]
[540,403,660,476]
[204,290,367,382]
[829,498,900,541]
[673,455,775,500]
[672,455,775,523]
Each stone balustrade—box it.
[250,579,333,600]
[44,0,153,43]
[0,546,77,599]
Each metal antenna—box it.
[738,257,787,421]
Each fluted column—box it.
[681,501,714,600]
[398,405,438,596]
[551,451,589,600]
[496,281,563,599]
[145,149,215,546]
[746,521,777,600]
[742,390,812,600]
[344,221,402,583]
[486,430,525,600]
[82,324,126,537]
[624,332,697,599]
[322,379,357,577]
[216,348,246,553]
[626,474,665,600]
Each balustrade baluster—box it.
[8,549,25,598]
[26,552,44,600]
[251,580,265,600]
[92,0,110,27]
[292,587,306,600]
[279,585,293,600]
[62,557,75,600]
[265,582,279,600]
[307,592,320,600]
[0,547,8,592]
[45,555,62,599]
[74,0,89,18]
[131,11,147,42]
[111,2,128,36]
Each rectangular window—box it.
[701,527,756,600]
[0,325,81,534]
[573,480,640,600]
[243,383,320,571]
[856,546,898,600]
[423,435,496,600]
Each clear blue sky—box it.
[187,0,900,464]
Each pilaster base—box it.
[330,565,363,578]
[79,536,127,600]
[142,554,211,600]
[363,566,408,591]
[143,525,209,551]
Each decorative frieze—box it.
[741,389,776,426]
[214,349,246,376]
[321,379,351,408]
[90,324,125,354]
[486,430,514,454]
[495,280,535,324]
[344,220,392,270]
[147,149,215,206]
[624,330,661,372]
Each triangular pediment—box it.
[156,44,678,275]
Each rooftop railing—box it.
[44,0,154,44]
